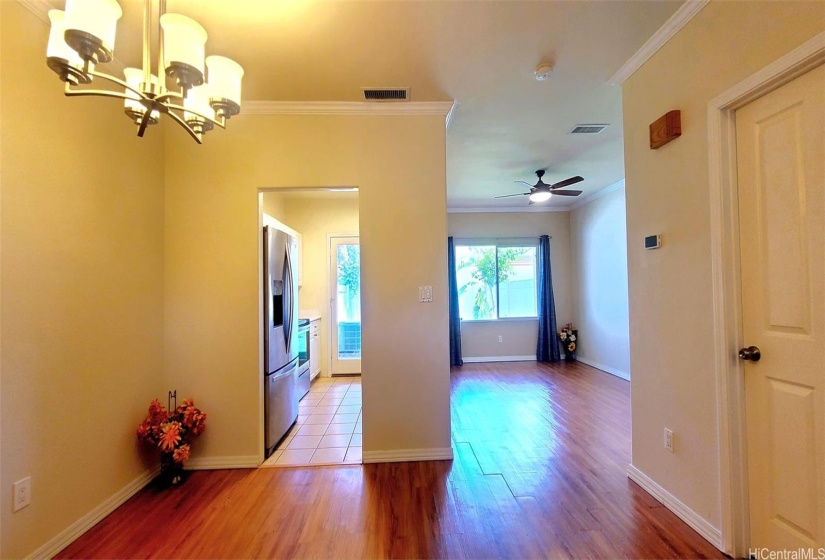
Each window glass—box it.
[455,243,538,320]
[456,245,497,320]
[498,246,537,318]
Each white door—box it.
[737,63,825,551]
[329,236,361,375]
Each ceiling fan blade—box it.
[550,189,582,197]
[494,193,530,199]
[550,176,584,189]
[514,181,534,188]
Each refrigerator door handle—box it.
[283,246,294,353]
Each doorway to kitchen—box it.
[329,235,361,375]
[258,187,362,467]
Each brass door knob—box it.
[738,346,761,362]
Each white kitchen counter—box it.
[299,309,321,322]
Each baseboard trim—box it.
[363,447,454,464]
[186,456,260,470]
[576,356,630,381]
[626,464,723,551]
[462,355,535,363]
[26,467,158,560]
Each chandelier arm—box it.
[136,111,151,137]
[64,81,132,102]
[165,103,227,130]
[165,109,204,144]
[86,70,142,97]
[154,90,183,103]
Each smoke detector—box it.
[534,63,554,81]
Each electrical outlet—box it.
[498,335,503,343]
[664,428,674,453]
[13,477,31,512]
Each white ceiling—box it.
[49,0,684,210]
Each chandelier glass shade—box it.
[46,0,244,144]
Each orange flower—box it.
[173,444,190,463]
[159,422,181,452]
[136,422,151,442]
[190,412,207,436]
[148,399,167,419]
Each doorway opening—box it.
[258,187,362,467]
[708,35,825,557]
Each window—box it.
[455,242,538,321]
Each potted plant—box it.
[136,393,206,486]
[558,323,578,361]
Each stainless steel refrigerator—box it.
[263,225,300,457]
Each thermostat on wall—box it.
[645,235,661,249]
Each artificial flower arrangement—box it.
[136,394,206,484]
[558,323,578,357]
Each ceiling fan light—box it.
[160,13,207,90]
[46,10,91,83]
[206,56,244,118]
[63,0,122,64]
[529,191,552,203]
[123,67,159,126]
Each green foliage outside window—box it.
[457,246,528,320]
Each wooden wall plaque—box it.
[649,110,681,149]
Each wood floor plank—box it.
[56,361,725,559]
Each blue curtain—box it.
[448,237,463,366]
[537,235,561,362]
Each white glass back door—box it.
[329,236,361,375]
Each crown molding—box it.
[447,206,570,214]
[17,0,56,23]
[569,179,625,210]
[243,100,455,120]
[445,102,458,129]
[607,0,710,86]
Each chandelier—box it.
[45,0,244,144]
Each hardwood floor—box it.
[58,361,725,559]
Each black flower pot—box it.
[158,451,185,487]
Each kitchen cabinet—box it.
[309,319,321,379]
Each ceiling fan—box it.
[495,170,584,203]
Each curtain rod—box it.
[452,236,550,243]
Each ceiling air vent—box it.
[569,124,609,134]
[362,88,410,101]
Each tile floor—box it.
[261,376,362,467]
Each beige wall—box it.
[447,211,572,359]
[261,192,287,222]
[0,4,166,558]
[570,187,630,377]
[263,190,360,377]
[164,114,449,460]
[622,1,825,530]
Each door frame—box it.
[708,30,825,558]
[326,233,360,376]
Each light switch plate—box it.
[418,286,433,303]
